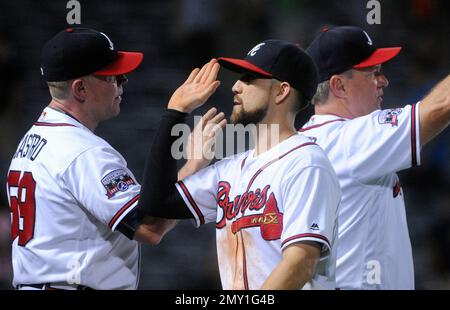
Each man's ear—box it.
[274,82,291,105]
[329,75,349,99]
[71,79,87,103]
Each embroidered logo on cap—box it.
[247,43,265,57]
[363,31,373,46]
[100,32,114,51]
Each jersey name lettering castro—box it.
[300,103,421,289]
[176,133,341,290]
[6,107,140,289]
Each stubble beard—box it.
[230,102,269,126]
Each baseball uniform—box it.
[300,103,421,289]
[6,107,141,290]
[176,133,341,290]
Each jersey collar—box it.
[36,107,89,130]
[301,114,348,130]
[247,132,304,161]
[309,114,349,123]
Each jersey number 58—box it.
[7,171,36,246]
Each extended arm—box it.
[260,242,321,290]
[122,107,225,244]
[419,74,450,146]
[117,110,192,245]
[132,60,224,244]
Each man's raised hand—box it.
[168,59,221,113]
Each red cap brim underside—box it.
[95,51,144,76]
[218,57,272,77]
[354,47,402,68]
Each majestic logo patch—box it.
[310,223,320,231]
[378,108,403,127]
[306,136,317,143]
[101,169,135,198]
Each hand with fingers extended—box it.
[168,59,221,113]
[186,107,227,170]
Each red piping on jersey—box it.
[411,104,417,167]
[108,194,140,229]
[393,181,402,198]
[241,156,248,171]
[299,118,346,132]
[34,122,77,127]
[246,142,316,191]
[178,180,205,225]
[281,233,330,249]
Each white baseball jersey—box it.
[176,133,341,290]
[6,107,141,290]
[300,103,421,289]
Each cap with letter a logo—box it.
[218,39,319,100]
[306,26,402,82]
[41,27,143,82]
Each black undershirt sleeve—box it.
[138,109,194,219]
[117,109,194,240]
[116,207,141,239]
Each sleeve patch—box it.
[378,108,403,126]
[101,169,136,199]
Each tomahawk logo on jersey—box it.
[217,183,283,241]
[300,103,421,289]
[6,107,141,289]
[176,133,341,290]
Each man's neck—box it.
[253,123,296,156]
[314,99,354,119]
[48,99,97,131]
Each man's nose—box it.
[232,80,243,94]
[377,73,389,88]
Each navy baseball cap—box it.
[306,26,402,82]
[41,27,143,82]
[218,40,319,100]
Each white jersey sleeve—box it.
[342,103,421,182]
[62,146,141,231]
[175,163,220,227]
[280,165,340,258]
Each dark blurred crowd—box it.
[0,0,449,289]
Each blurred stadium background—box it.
[0,0,449,289]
